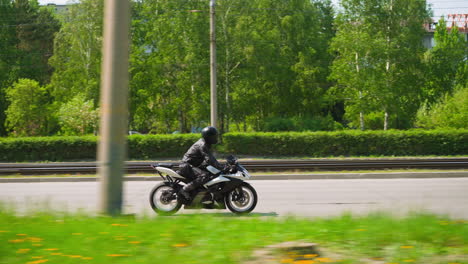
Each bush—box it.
[0,130,466,162]
[416,86,468,129]
[0,134,200,162]
[0,136,97,161]
[58,94,99,135]
[223,130,468,156]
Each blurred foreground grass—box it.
[1,207,467,264]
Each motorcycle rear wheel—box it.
[225,182,257,214]
[149,183,182,215]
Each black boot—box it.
[179,181,196,201]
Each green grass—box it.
[1,208,467,264]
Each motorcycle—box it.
[149,156,257,215]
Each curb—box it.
[0,171,467,183]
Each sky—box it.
[38,0,468,19]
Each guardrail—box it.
[0,158,467,175]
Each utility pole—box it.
[210,0,217,128]
[98,0,131,215]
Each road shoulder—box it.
[1,171,467,183]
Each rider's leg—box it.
[176,163,195,180]
[179,168,210,199]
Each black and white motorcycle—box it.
[149,156,258,215]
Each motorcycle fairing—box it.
[204,175,230,187]
[156,167,185,179]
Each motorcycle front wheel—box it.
[225,182,258,214]
[149,183,182,215]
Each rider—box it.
[177,126,225,200]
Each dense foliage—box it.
[0,0,466,137]
[330,0,431,130]
[223,130,468,156]
[0,131,465,161]
[416,85,468,129]
[0,0,60,136]
[4,79,51,136]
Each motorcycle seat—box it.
[156,163,177,169]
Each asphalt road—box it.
[1,178,468,219]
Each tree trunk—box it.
[178,109,184,133]
[356,53,364,131]
[384,111,389,131]
[359,112,365,131]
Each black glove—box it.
[222,164,237,174]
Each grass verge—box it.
[1,208,467,264]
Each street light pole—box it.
[98,0,131,215]
[210,0,217,128]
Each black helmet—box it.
[201,126,218,145]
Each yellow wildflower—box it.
[403,260,415,262]
[107,254,132,257]
[280,259,294,263]
[27,259,48,264]
[82,257,93,260]
[304,254,318,258]
[400,246,414,249]
[44,248,59,251]
[111,224,128,226]
[9,239,24,243]
[315,257,334,262]
[0,230,9,233]
[50,253,62,256]
[355,229,367,231]
[31,256,44,259]
[27,237,43,242]
[172,243,188,247]
[129,241,141,244]
[293,261,315,264]
[16,248,31,253]
[68,255,82,258]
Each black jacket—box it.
[182,138,222,170]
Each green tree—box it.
[14,0,61,85]
[0,0,17,136]
[423,18,468,105]
[0,0,59,135]
[57,93,99,135]
[5,78,50,136]
[223,0,336,131]
[330,0,431,130]
[48,0,103,105]
[129,0,210,133]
